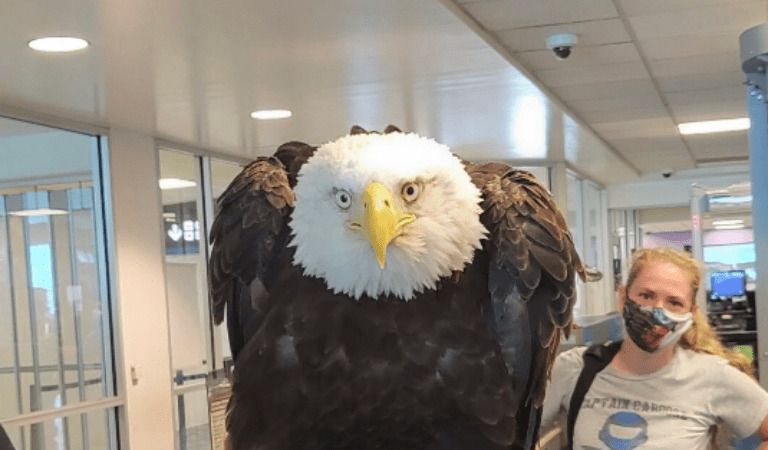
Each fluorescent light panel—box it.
[711,219,744,226]
[28,37,89,53]
[678,118,750,135]
[713,224,745,230]
[9,208,68,217]
[250,109,292,120]
[159,178,197,190]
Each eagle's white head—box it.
[289,131,487,300]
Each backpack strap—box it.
[566,340,623,449]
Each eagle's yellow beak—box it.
[361,182,415,268]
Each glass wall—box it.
[0,117,117,449]
[159,149,243,450]
[566,171,612,318]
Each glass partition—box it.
[160,150,243,450]
[159,149,211,450]
[0,117,117,450]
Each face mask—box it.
[622,296,693,353]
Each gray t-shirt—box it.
[541,346,768,449]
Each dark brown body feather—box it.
[209,139,584,449]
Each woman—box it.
[541,247,768,449]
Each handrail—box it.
[0,363,103,375]
[173,380,207,395]
[0,397,124,428]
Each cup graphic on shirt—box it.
[598,411,648,450]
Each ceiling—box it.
[0,0,760,187]
[453,0,765,174]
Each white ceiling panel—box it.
[665,85,747,107]
[639,32,742,61]
[568,90,663,114]
[592,117,679,140]
[578,106,669,124]
[535,60,647,87]
[515,43,640,71]
[3,0,761,181]
[685,132,750,157]
[459,0,618,31]
[553,78,656,102]
[617,0,754,17]
[656,71,746,94]
[689,147,749,162]
[606,135,688,152]
[452,0,763,174]
[0,0,645,186]
[670,101,748,123]
[623,148,695,171]
[666,86,748,122]
[648,52,741,78]
[627,2,765,39]
[496,18,629,51]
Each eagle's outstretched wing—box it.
[208,141,315,360]
[467,162,585,448]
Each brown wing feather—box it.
[208,142,315,358]
[467,162,585,447]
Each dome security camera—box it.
[661,169,674,178]
[546,32,579,60]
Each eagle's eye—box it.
[333,189,352,210]
[401,182,420,203]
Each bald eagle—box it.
[209,126,589,449]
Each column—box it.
[106,128,175,447]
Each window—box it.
[159,150,243,450]
[0,117,117,449]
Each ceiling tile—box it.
[670,101,748,123]
[569,93,664,114]
[607,135,688,151]
[648,52,741,78]
[579,105,669,123]
[666,86,748,122]
[690,146,749,161]
[496,18,629,51]
[617,0,754,17]
[592,117,679,139]
[460,0,618,31]
[666,85,746,106]
[684,132,749,157]
[515,43,640,71]
[622,148,695,171]
[657,71,745,93]
[553,78,656,101]
[627,2,765,39]
[638,32,741,61]
[535,60,647,87]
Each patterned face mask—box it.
[622,296,693,353]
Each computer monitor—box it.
[710,270,746,298]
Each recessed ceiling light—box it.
[713,224,745,230]
[250,109,292,120]
[712,219,744,226]
[678,118,750,135]
[28,37,89,53]
[9,208,69,217]
[159,178,197,190]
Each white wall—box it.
[107,128,175,449]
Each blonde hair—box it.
[626,247,754,377]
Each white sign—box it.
[167,220,200,242]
